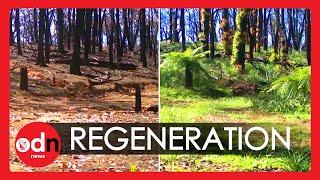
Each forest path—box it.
[10,47,159,172]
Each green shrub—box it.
[253,67,310,114]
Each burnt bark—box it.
[70,9,84,75]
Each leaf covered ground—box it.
[10,46,159,172]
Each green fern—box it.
[160,47,212,89]
[254,67,310,114]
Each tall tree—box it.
[98,8,103,52]
[123,9,133,52]
[256,9,263,52]
[44,9,50,63]
[200,8,210,58]
[70,9,84,75]
[232,9,249,72]
[263,8,269,51]
[115,8,123,60]
[210,8,215,59]
[91,9,98,54]
[220,8,231,55]
[10,10,14,46]
[33,9,38,43]
[84,9,92,64]
[273,9,280,53]
[288,8,299,51]
[173,9,179,43]
[15,9,23,55]
[109,9,115,63]
[56,8,64,55]
[306,9,311,66]
[180,8,186,51]
[67,9,72,50]
[249,9,257,60]
[279,27,288,66]
[169,9,173,42]
[37,9,46,67]
[139,8,147,67]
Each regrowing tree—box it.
[231,9,249,72]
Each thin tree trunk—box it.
[109,9,115,64]
[91,9,98,54]
[44,9,50,63]
[15,9,23,55]
[139,8,147,67]
[169,9,173,42]
[33,9,38,43]
[180,8,186,51]
[70,9,84,75]
[56,8,64,55]
[115,8,122,60]
[232,8,249,72]
[221,8,231,55]
[37,9,46,67]
[67,9,72,50]
[249,9,257,60]
[273,9,280,54]
[98,8,103,52]
[10,10,14,46]
[256,8,263,52]
[210,9,215,59]
[84,9,92,64]
[263,8,269,51]
[306,9,311,65]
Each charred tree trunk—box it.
[173,9,179,43]
[201,8,210,58]
[288,9,299,51]
[70,9,84,75]
[123,9,133,52]
[91,9,98,54]
[135,85,142,112]
[139,8,147,67]
[249,9,257,60]
[256,9,263,52]
[67,9,72,50]
[221,8,231,55]
[109,9,115,64]
[56,8,64,55]
[306,9,311,66]
[180,8,186,51]
[84,9,92,64]
[198,9,202,33]
[185,63,193,89]
[20,67,28,91]
[10,10,14,46]
[98,8,103,52]
[263,8,269,51]
[273,9,280,54]
[37,9,46,67]
[15,9,23,55]
[169,9,173,42]
[44,9,50,63]
[33,9,38,43]
[115,9,123,60]
[279,28,288,66]
[210,8,216,59]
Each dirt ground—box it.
[9,46,159,172]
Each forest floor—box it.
[160,87,310,172]
[9,45,159,172]
[159,42,310,171]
